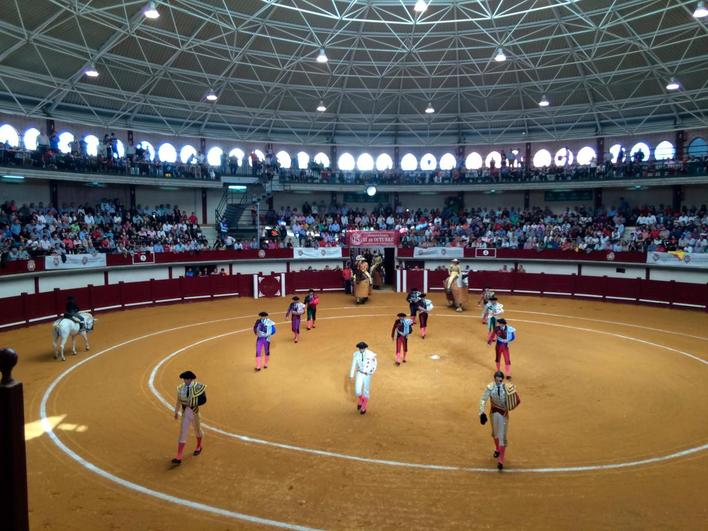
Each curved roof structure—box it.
[0,0,706,146]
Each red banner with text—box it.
[346,231,400,247]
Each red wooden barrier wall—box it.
[0,271,705,329]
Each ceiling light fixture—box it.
[693,1,708,18]
[494,48,506,62]
[414,0,428,13]
[316,48,328,63]
[539,95,550,107]
[143,2,160,20]
[205,89,218,101]
[425,102,435,114]
[84,63,99,77]
[143,1,160,19]
[366,185,377,197]
[666,77,680,91]
[316,100,326,112]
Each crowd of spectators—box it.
[0,136,224,180]
[280,155,708,186]
[1,198,209,263]
[255,198,707,253]
[2,131,707,186]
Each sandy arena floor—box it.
[5,292,708,530]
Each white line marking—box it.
[503,309,708,341]
[146,313,707,476]
[39,313,321,531]
[37,304,708,529]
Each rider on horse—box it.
[64,295,85,330]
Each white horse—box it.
[52,312,95,361]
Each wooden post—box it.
[0,348,30,531]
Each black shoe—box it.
[193,448,202,456]
[497,462,503,471]
[255,368,261,372]
[493,451,500,458]
[402,359,407,363]
[360,409,367,415]
[171,458,182,465]
[395,361,400,366]
[506,375,512,380]
[357,404,361,410]
[263,365,268,369]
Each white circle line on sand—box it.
[314,304,708,341]
[147,313,707,475]
[39,314,322,531]
[35,303,707,527]
[503,309,708,341]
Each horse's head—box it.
[80,312,95,331]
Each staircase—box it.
[215,181,274,241]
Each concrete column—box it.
[672,185,682,211]
[330,144,338,170]
[675,130,686,161]
[596,137,605,165]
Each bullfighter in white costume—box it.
[349,341,378,414]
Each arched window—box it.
[465,152,483,170]
[420,153,437,170]
[248,149,265,166]
[439,153,456,170]
[180,145,197,164]
[532,149,552,168]
[207,147,224,166]
[510,149,523,166]
[654,141,675,161]
[58,132,74,154]
[313,152,330,168]
[23,128,41,150]
[576,146,596,165]
[485,151,501,168]
[0,124,19,147]
[275,151,291,169]
[630,142,650,162]
[296,151,310,169]
[376,153,393,171]
[554,147,573,166]
[400,153,417,171]
[138,141,155,161]
[84,135,100,156]
[338,153,355,171]
[356,153,374,171]
[608,144,624,163]
[113,139,125,159]
[229,148,245,161]
[687,137,707,157]
[158,143,177,163]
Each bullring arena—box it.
[1,0,708,529]
[3,276,708,529]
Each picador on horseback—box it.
[64,295,85,330]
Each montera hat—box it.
[497,318,507,325]
[356,341,368,349]
[258,311,269,317]
[179,370,197,380]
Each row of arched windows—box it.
[0,123,706,171]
